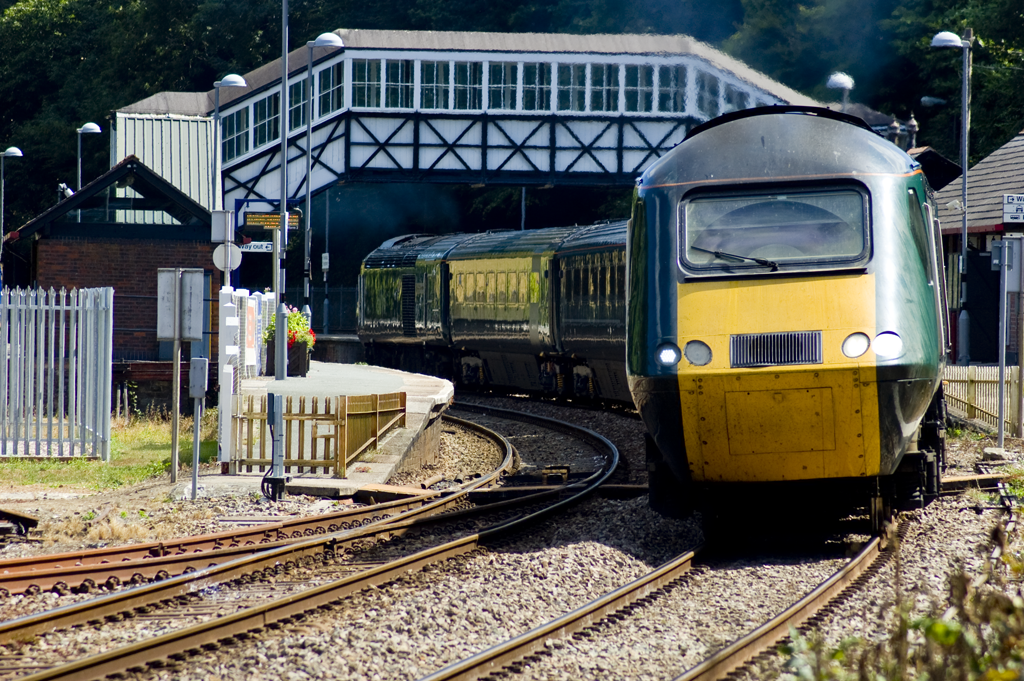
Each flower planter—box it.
[265,340,310,377]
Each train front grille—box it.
[729,331,822,368]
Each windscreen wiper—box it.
[691,245,778,271]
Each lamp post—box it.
[0,146,23,285]
[303,32,344,325]
[213,73,248,287]
[826,72,854,113]
[76,122,101,191]
[932,28,973,365]
[276,0,290,380]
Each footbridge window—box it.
[421,61,450,109]
[353,59,382,108]
[221,109,249,162]
[253,93,280,148]
[522,62,552,111]
[318,62,345,115]
[385,59,415,109]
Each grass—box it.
[0,408,220,492]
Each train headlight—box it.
[872,332,904,358]
[656,342,682,366]
[682,340,712,366]
[841,333,870,358]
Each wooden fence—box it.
[942,365,1020,433]
[233,392,407,477]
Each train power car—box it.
[358,221,631,402]
[626,106,949,529]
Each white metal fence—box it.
[943,365,1021,434]
[0,287,113,460]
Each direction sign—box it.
[1005,195,1024,223]
[240,242,273,253]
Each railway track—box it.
[0,403,620,681]
[0,394,1013,681]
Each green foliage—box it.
[779,536,1024,680]
[262,305,316,348]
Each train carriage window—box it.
[509,271,519,304]
[477,272,486,305]
[519,272,528,306]
[529,272,541,304]
[456,273,465,303]
[682,187,868,275]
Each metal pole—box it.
[323,191,330,334]
[1,155,5,283]
[275,0,289,381]
[214,83,230,288]
[956,30,973,365]
[171,269,181,483]
[520,187,526,230]
[77,132,82,191]
[998,241,1009,448]
[303,41,314,323]
[192,397,202,500]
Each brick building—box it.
[3,156,225,404]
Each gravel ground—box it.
[0,396,1020,681]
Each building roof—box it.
[935,129,1024,233]
[118,28,821,115]
[6,156,214,244]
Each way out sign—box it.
[1005,194,1024,223]
[157,268,205,341]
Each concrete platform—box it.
[175,361,453,501]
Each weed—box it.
[81,510,95,522]
[779,530,1024,680]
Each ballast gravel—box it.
[0,395,1016,681]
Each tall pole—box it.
[304,41,314,323]
[303,34,343,327]
[77,132,82,191]
[2,147,23,285]
[214,84,227,288]
[957,28,973,365]
[275,0,289,381]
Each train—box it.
[358,106,948,531]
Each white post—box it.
[218,286,237,472]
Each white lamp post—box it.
[303,32,344,323]
[213,73,248,287]
[76,122,101,191]
[0,146,23,285]
[932,28,973,365]
[826,72,854,112]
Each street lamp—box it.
[0,146,23,285]
[213,73,248,287]
[932,28,973,364]
[826,72,854,113]
[76,122,101,191]
[303,32,344,324]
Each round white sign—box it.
[213,243,243,271]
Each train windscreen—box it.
[681,188,867,274]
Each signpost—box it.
[157,269,205,483]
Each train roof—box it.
[444,227,580,260]
[642,106,920,189]
[556,219,629,255]
[362,233,474,269]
